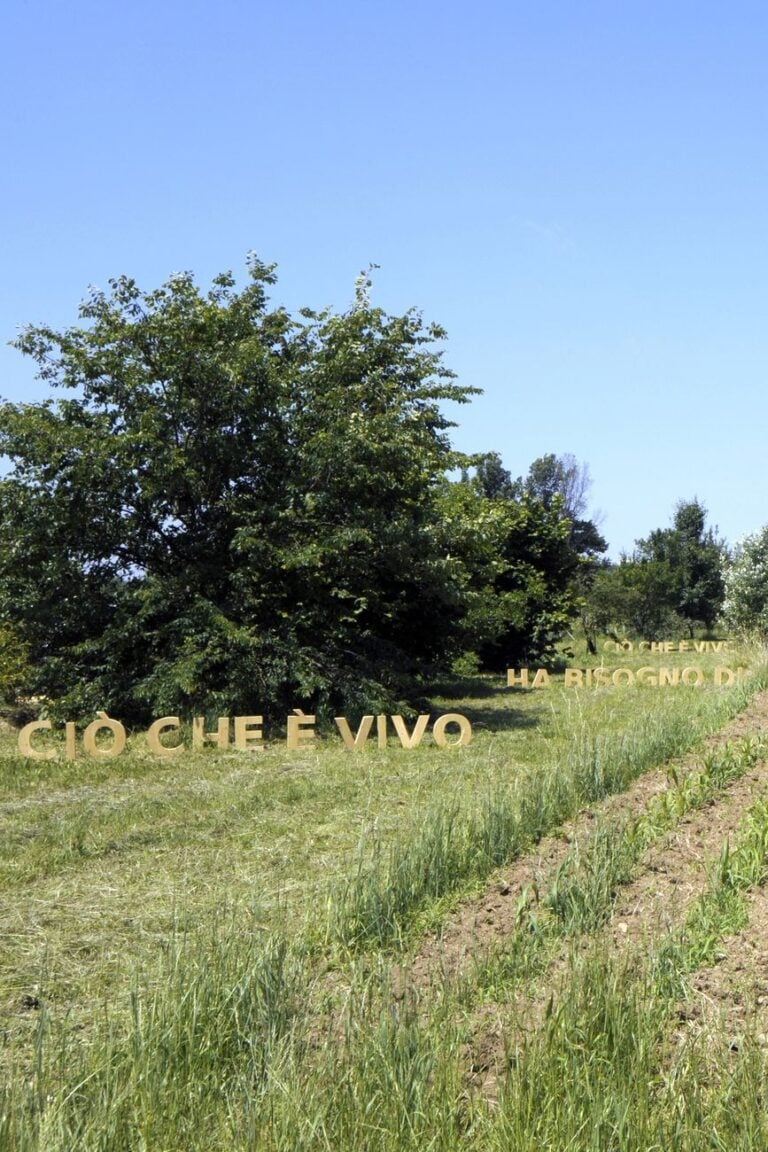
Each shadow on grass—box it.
[456,702,541,733]
[423,673,505,700]
[420,673,544,734]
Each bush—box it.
[723,526,768,637]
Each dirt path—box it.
[399,690,768,997]
[456,691,768,1097]
[674,886,768,1049]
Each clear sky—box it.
[2,0,766,556]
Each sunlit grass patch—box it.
[1,647,768,1146]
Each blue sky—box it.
[2,0,766,556]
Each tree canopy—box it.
[8,256,735,721]
[579,498,726,645]
[723,527,768,638]
[0,259,478,721]
[634,498,725,634]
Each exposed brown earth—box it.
[401,690,768,997]
[392,690,768,1099]
[674,886,768,1050]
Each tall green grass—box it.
[469,733,766,1001]
[1,927,305,1151]
[486,795,768,1151]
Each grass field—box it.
[3,639,768,1149]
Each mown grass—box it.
[2,639,768,1148]
[3,644,753,1020]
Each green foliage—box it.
[723,525,768,638]
[0,263,622,714]
[0,260,477,721]
[0,625,31,709]
[514,453,607,660]
[635,497,725,633]
[471,450,516,500]
[518,452,607,558]
[444,451,607,670]
[582,557,682,641]
[581,498,726,643]
[436,476,580,669]
[477,492,580,668]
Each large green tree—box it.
[580,558,681,643]
[439,459,585,670]
[516,452,607,559]
[580,499,726,646]
[0,260,476,721]
[634,498,725,634]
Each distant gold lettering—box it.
[234,716,264,751]
[377,714,388,748]
[83,713,127,759]
[391,714,430,749]
[286,711,316,750]
[193,716,230,750]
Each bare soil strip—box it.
[674,885,768,1050]
[400,690,768,996]
[458,692,768,1098]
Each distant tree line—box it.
[580,498,727,652]
[0,257,762,722]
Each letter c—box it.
[147,716,183,757]
[18,720,56,760]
